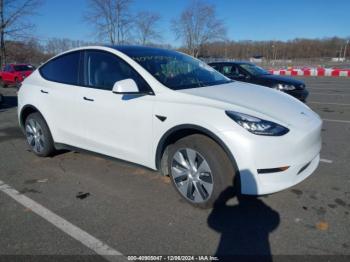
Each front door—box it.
[77,50,155,166]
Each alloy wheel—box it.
[25,119,45,154]
[171,148,214,203]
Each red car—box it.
[0,64,35,87]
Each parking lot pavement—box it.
[0,77,350,260]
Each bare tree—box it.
[0,0,41,66]
[135,11,161,45]
[45,38,95,55]
[45,38,72,55]
[6,38,50,65]
[171,0,226,57]
[85,0,133,45]
[199,36,350,62]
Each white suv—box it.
[18,46,322,208]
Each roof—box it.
[109,45,176,55]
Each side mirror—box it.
[112,79,139,94]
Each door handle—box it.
[41,90,49,94]
[83,97,94,102]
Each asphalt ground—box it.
[0,77,349,261]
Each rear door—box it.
[38,51,86,147]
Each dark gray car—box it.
[209,62,309,102]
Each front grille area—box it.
[297,84,305,90]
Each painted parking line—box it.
[0,180,126,262]
[322,118,350,124]
[309,101,350,106]
[320,158,333,164]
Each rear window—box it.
[39,52,80,85]
[14,65,34,71]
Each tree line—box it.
[0,0,349,66]
[201,37,349,60]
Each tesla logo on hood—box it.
[300,112,307,116]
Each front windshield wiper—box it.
[172,80,232,90]
[172,83,203,90]
[198,80,233,87]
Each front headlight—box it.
[274,84,296,91]
[225,111,289,136]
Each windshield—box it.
[14,65,34,71]
[122,49,231,90]
[240,63,270,76]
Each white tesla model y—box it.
[17,46,322,208]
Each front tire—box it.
[25,112,55,157]
[167,134,236,208]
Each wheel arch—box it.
[19,105,46,130]
[155,124,238,175]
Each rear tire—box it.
[24,112,55,157]
[167,134,236,209]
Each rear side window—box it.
[40,52,80,85]
[210,64,220,70]
[14,65,34,71]
[84,50,150,92]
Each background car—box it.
[0,64,35,87]
[208,61,309,102]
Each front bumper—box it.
[285,89,309,102]
[254,154,319,195]
[219,118,322,195]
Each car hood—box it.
[178,81,318,128]
[258,74,305,87]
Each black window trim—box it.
[81,49,154,95]
[38,50,82,86]
[39,48,154,95]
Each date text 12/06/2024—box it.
[127,256,219,261]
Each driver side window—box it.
[84,50,150,92]
[222,65,239,76]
